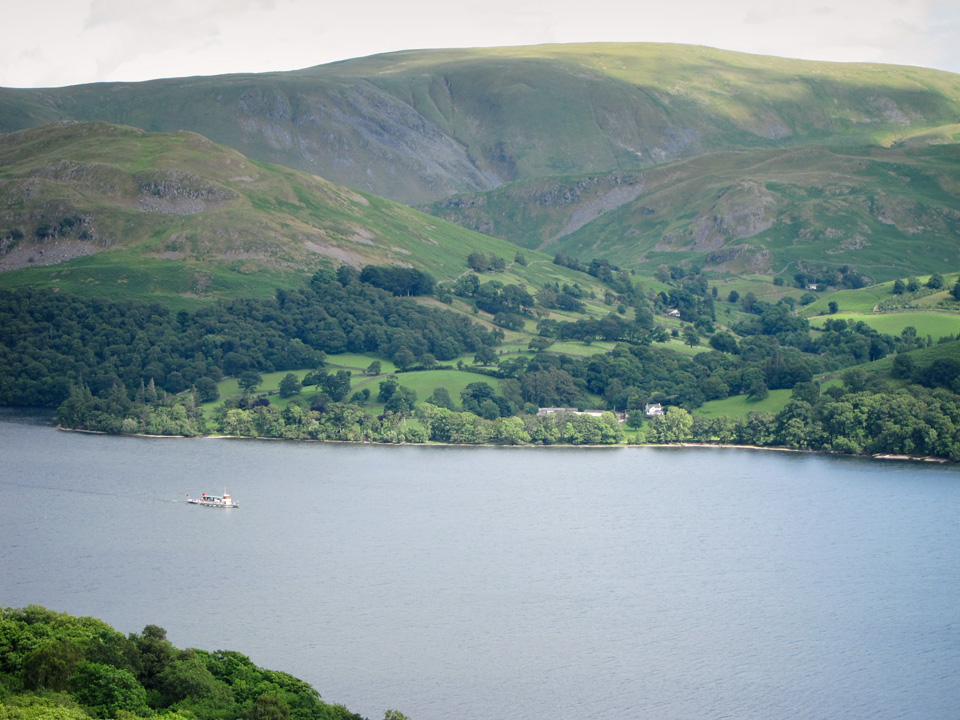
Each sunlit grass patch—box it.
[809,312,960,340]
[694,389,792,419]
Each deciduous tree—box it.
[279,373,302,398]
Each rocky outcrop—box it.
[134,170,237,214]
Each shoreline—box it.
[54,425,952,464]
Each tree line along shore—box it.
[3,262,960,461]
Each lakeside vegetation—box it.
[4,256,958,459]
[0,605,377,720]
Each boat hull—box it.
[187,494,238,508]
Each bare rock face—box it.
[688,182,776,251]
[705,244,772,273]
[0,238,103,271]
[135,171,238,214]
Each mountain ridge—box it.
[1,43,959,288]
[3,43,960,206]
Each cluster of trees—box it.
[215,402,411,443]
[889,272,960,302]
[533,283,588,313]
[450,276,535,322]
[56,381,206,436]
[728,300,929,372]
[454,254,654,335]
[647,266,717,330]
[466,251,507,273]
[494,341,811,412]
[537,311,655,344]
[792,265,871,290]
[892,273,947,295]
[302,368,353,401]
[0,605,368,720]
[553,254,641,299]
[639,383,960,461]
[0,278,498,408]
[653,286,715,324]
[417,404,624,445]
[551,251,587,273]
[879,273,960,312]
[456,381,515,418]
[354,265,436,297]
[209,398,625,446]
[889,352,960,391]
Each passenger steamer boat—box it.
[187,492,238,508]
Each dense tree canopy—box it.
[0,279,498,408]
[358,265,436,296]
[2,257,959,459]
[0,606,368,720]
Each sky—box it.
[2,0,959,88]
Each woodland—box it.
[0,605,371,720]
[4,260,958,459]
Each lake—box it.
[2,408,958,719]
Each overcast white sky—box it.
[2,0,959,88]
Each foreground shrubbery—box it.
[0,606,367,720]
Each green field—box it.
[802,275,960,317]
[694,389,792,420]
[809,312,960,340]
[0,253,302,310]
[547,341,617,357]
[801,286,892,315]
[203,347,619,420]
[660,338,713,356]
[380,369,501,404]
[327,354,398,374]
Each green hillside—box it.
[426,143,960,281]
[3,43,960,206]
[0,122,548,303]
[2,45,959,458]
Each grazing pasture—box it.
[809,312,960,341]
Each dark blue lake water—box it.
[1,409,958,719]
